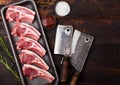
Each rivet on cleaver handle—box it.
[69,30,94,85]
[54,25,73,83]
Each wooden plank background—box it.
[0,0,120,85]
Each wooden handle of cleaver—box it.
[69,71,80,85]
[60,56,70,83]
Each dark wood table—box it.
[0,0,120,85]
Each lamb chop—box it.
[22,64,55,83]
[19,50,49,70]
[16,37,46,57]
[6,5,35,23]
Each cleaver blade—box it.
[69,29,94,85]
[54,25,73,55]
[54,25,73,83]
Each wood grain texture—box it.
[39,0,120,19]
[0,0,120,85]
[40,0,120,85]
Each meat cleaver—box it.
[54,25,73,83]
[69,29,94,85]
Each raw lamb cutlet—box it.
[19,50,49,70]
[22,64,55,83]
[11,22,40,41]
[6,5,35,23]
[16,37,46,57]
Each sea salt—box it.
[55,1,71,17]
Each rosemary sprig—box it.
[0,37,20,81]
[0,37,14,61]
[0,54,20,81]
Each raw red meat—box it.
[6,5,35,23]
[19,50,49,70]
[16,37,46,57]
[11,22,41,41]
[22,64,55,83]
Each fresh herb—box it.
[0,54,20,81]
[0,37,20,81]
[0,37,14,61]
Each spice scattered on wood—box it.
[0,0,10,5]
[37,0,56,9]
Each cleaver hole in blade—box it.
[85,37,89,43]
[67,28,70,31]
[65,28,71,36]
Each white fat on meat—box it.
[11,22,41,41]
[22,64,55,83]
[16,37,46,57]
[6,6,35,23]
[19,50,49,70]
